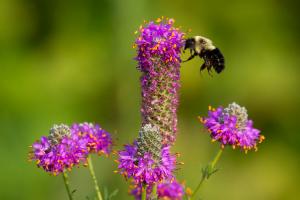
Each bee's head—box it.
[184,38,196,50]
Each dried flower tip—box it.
[224,102,248,130]
[136,124,162,163]
[48,124,71,145]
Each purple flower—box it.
[130,179,184,200]
[30,123,113,175]
[70,122,112,155]
[30,124,88,175]
[117,143,176,185]
[135,17,185,145]
[200,102,265,152]
[130,184,153,200]
[158,179,184,200]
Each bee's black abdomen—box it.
[202,48,225,74]
[214,65,224,73]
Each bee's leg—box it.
[182,52,197,62]
[207,65,213,77]
[200,63,206,76]
[200,63,206,72]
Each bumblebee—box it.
[183,36,225,75]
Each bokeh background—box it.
[1,0,299,199]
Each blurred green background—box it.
[1,0,299,199]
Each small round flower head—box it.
[157,179,184,200]
[135,17,185,145]
[200,102,265,152]
[117,125,176,184]
[30,124,88,175]
[70,122,112,155]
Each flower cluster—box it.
[28,16,266,200]
[200,102,265,152]
[30,123,112,175]
[135,17,185,144]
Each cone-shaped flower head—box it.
[117,124,176,185]
[200,102,265,152]
[135,17,185,145]
[136,124,162,163]
[48,124,71,145]
[30,124,88,175]
[70,122,112,155]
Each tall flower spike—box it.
[135,17,185,144]
[200,102,265,152]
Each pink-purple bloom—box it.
[130,184,153,200]
[70,122,112,155]
[200,102,265,152]
[130,179,184,200]
[117,143,176,185]
[30,124,87,175]
[30,123,113,175]
[157,179,184,200]
[135,17,185,144]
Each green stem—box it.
[211,148,223,169]
[62,171,73,200]
[191,177,205,200]
[87,155,103,200]
[191,148,223,199]
[151,184,157,199]
[141,185,147,200]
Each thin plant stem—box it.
[191,148,223,199]
[87,155,103,200]
[151,184,157,199]
[211,148,223,169]
[62,171,73,200]
[191,177,205,200]
[141,185,147,200]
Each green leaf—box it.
[109,189,119,199]
[104,187,109,200]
